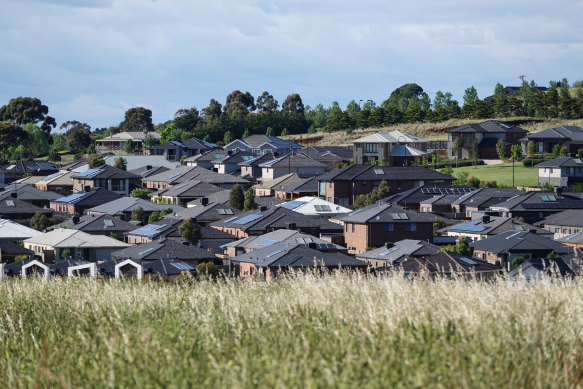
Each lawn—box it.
[452,162,538,187]
[1,275,583,387]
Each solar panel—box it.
[139,248,155,255]
[214,154,226,159]
[56,193,85,203]
[173,183,187,190]
[296,237,314,244]
[566,232,582,240]
[279,200,305,210]
[374,169,384,175]
[258,239,278,246]
[266,250,282,257]
[222,216,238,223]
[315,204,331,212]
[233,214,263,225]
[350,209,363,215]
[76,168,102,177]
[218,209,234,215]
[459,257,478,265]
[263,159,279,166]
[173,262,194,271]
[43,172,64,181]
[167,174,180,179]
[380,247,398,256]
[505,231,523,240]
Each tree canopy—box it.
[119,107,154,133]
[0,97,56,135]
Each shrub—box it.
[467,176,481,188]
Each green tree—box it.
[61,120,91,151]
[243,189,258,211]
[223,90,256,117]
[511,144,522,161]
[114,157,127,170]
[124,139,136,153]
[552,144,561,157]
[201,99,222,120]
[23,123,50,157]
[281,93,305,115]
[440,165,454,177]
[174,107,200,130]
[179,218,202,246]
[130,188,150,200]
[223,131,234,145]
[144,135,159,147]
[196,262,222,279]
[353,181,390,209]
[511,255,527,267]
[88,154,105,168]
[527,141,536,158]
[229,184,244,210]
[452,137,462,166]
[256,91,278,113]
[496,139,507,161]
[559,145,569,157]
[383,83,425,111]
[119,107,154,133]
[0,122,28,161]
[0,97,56,135]
[148,212,160,224]
[467,176,481,188]
[159,123,182,143]
[469,139,479,164]
[453,171,469,186]
[30,211,50,231]
[455,237,473,256]
[131,206,146,224]
[433,217,447,235]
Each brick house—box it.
[520,126,583,155]
[72,165,141,196]
[259,154,327,180]
[50,187,123,215]
[450,188,523,218]
[141,165,249,190]
[338,202,434,253]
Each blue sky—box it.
[1,0,582,130]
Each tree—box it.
[256,91,278,113]
[196,262,222,279]
[131,206,146,224]
[452,137,461,165]
[179,218,202,246]
[511,144,522,161]
[527,141,536,158]
[118,107,154,133]
[467,176,481,188]
[463,86,479,107]
[201,99,222,120]
[455,237,473,256]
[383,83,425,111]
[130,188,150,200]
[433,218,447,235]
[174,107,200,130]
[223,90,256,117]
[144,135,160,147]
[223,131,234,145]
[353,181,390,209]
[496,139,507,161]
[88,154,105,168]
[559,145,569,157]
[511,255,527,268]
[159,123,182,143]
[148,211,160,224]
[243,189,258,211]
[0,97,56,135]
[0,122,28,160]
[114,157,127,171]
[124,139,136,153]
[61,121,92,151]
[552,144,561,157]
[281,93,305,115]
[229,184,244,210]
[469,139,479,164]
[326,108,350,132]
[23,123,50,158]
[440,165,454,178]
[453,171,469,186]
[30,211,49,231]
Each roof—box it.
[389,144,428,156]
[0,240,34,255]
[73,155,178,171]
[357,239,441,263]
[395,251,501,274]
[537,209,583,228]
[0,219,42,240]
[172,202,242,223]
[211,151,255,164]
[143,165,248,185]
[0,198,52,215]
[0,184,61,202]
[535,157,583,168]
[451,188,523,207]
[353,130,427,144]
[231,243,367,268]
[470,230,570,255]
[181,136,219,150]
[233,134,302,150]
[222,229,346,251]
[71,164,141,180]
[258,153,326,169]
[0,160,59,175]
[126,219,236,240]
[24,228,130,248]
[277,176,319,194]
[51,187,123,207]
[277,196,352,216]
[35,171,76,187]
[338,202,434,224]
[111,238,216,261]
[254,173,304,190]
[490,191,583,212]
[49,214,138,234]
[298,146,354,161]
[238,152,277,167]
[317,164,454,183]
[97,131,160,142]
[128,166,170,178]
[154,180,223,199]
[446,120,527,134]
[59,159,89,171]
[444,216,550,237]
[87,197,182,215]
[509,257,577,278]
[190,149,228,163]
[522,126,583,141]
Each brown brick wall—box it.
[344,221,433,253]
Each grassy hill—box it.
[452,162,539,187]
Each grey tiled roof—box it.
[87,197,182,215]
[523,126,583,141]
[356,239,441,263]
[396,251,501,274]
[470,230,570,255]
[338,202,434,224]
[535,157,583,168]
[49,213,137,233]
[112,238,216,261]
[446,120,527,134]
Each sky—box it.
[1,0,582,131]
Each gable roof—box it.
[490,191,583,212]
[339,202,434,224]
[298,146,353,161]
[71,164,141,180]
[111,238,216,261]
[87,197,182,215]
[254,173,304,190]
[154,180,223,199]
[446,120,527,134]
[0,219,42,240]
[444,216,551,237]
[396,251,501,274]
[238,152,277,167]
[0,184,61,202]
[0,160,59,175]
[49,214,137,234]
[211,151,256,164]
[222,229,346,252]
[172,202,241,222]
[0,198,52,215]
[128,165,170,178]
[522,126,583,141]
[258,153,326,168]
[236,134,303,150]
[357,239,441,263]
[277,196,351,216]
[51,187,123,207]
[24,228,130,248]
[143,165,248,185]
[509,257,577,278]
[470,230,570,255]
[353,130,427,144]
[277,176,319,194]
[535,157,583,168]
[317,164,454,182]
[181,136,219,150]
[35,171,76,187]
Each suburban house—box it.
[230,243,368,280]
[451,188,523,218]
[49,213,138,240]
[86,197,182,221]
[446,120,527,159]
[184,150,227,169]
[394,251,501,279]
[239,153,277,179]
[172,201,241,227]
[259,154,327,180]
[128,165,170,179]
[352,130,428,166]
[388,185,476,213]
[225,134,302,156]
[0,241,34,264]
[111,238,217,265]
[152,181,224,205]
[277,196,351,217]
[210,207,343,239]
[253,173,303,197]
[274,176,319,200]
[338,202,435,253]
[74,155,178,171]
[470,230,570,268]
[355,239,441,268]
[0,198,53,223]
[148,137,219,162]
[535,209,583,239]
[0,160,59,185]
[95,131,160,152]
[50,187,123,216]
[34,171,76,195]
[212,151,255,174]
[107,258,198,281]
[0,219,42,241]
[186,189,283,210]
[508,257,579,280]
[536,157,583,187]
[520,126,583,155]
[141,165,249,190]
[0,184,61,208]
[489,191,583,223]
[298,146,353,171]
[71,165,141,196]
[317,164,454,206]
[24,228,130,262]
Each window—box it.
[320,182,326,195]
[365,143,378,153]
[345,223,349,232]
[384,223,393,232]
[352,223,355,233]
[111,179,125,192]
[405,223,417,232]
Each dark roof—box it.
[182,136,220,150]
[299,146,353,161]
[211,151,255,164]
[258,153,326,168]
[126,219,236,240]
[49,213,137,234]
[52,260,92,276]
[112,238,216,261]
[277,176,319,194]
[317,165,454,182]
[149,140,190,151]
[143,165,248,185]
[154,181,223,199]
[239,135,302,150]
[452,188,523,207]
[0,240,33,256]
[537,209,583,227]
[223,229,346,252]
[525,257,577,277]
[522,126,583,141]
[446,120,527,134]
[356,239,441,263]
[72,164,141,180]
[390,185,477,207]
[192,149,228,162]
[470,230,570,255]
[0,198,52,216]
[51,187,124,207]
[172,202,242,223]
[128,166,170,178]
[231,243,367,268]
[339,202,434,224]
[444,216,551,237]
[490,191,583,212]
[0,160,59,175]
[535,157,583,168]
[59,159,89,171]
[238,152,277,167]
[142,259,197,276]
[87,197,182,215]
[395,251,501,274]
[0,184,61,202]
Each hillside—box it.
[284,117,583,146]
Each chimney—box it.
[259,206,267,211]
[201,197,209,206]
[72,214,80,225]
[146,165,152,170]
[385,242,394,248]
[482,215,490,223]
[84,186,91,192]
[287,222,296,230]
[554,186,563,196]
[308,242,317,249]
[182,241,190,246]
[10,192,17,199]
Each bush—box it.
[467,176,481,188]
[523,157,554,167]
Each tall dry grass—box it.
[1,273,582,387]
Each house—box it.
[0,198,53,223]
[0,219,42,241]
[230,243,368,280]
[338,202,435,253]
[239,153,278,180]
[276,196,351,217]
[489,191,583,223]
[48,213,138,240]
[451,188,523,218]
[52,259,93,277]
[274,176,319,200]
[535,209,583,239]
[24,228,130,262]
[520,126,583,155]
[114,258,198,281]
[211,151,256,174]
[95,131,160,152]
[210,206,343,239]
[0,183,61,208]
[184,150,228,169]
[0,160,59,184]
[225,134,303,156]
[470,230,570,268]
[352,130,428,165]
[557,232,583,249]
[148,137,219,162]
[221,228,347,259]
[298,146,353,171]
[111,238,216,265]
[0,241,34,263]
[128,165,170,179]
[34,171,76,195]
[259,154,327,180]
[390,185,476,213]
[446,120,527,159]
[71,165,142,196]
[86,197,182,221]
[394,251,501,280]
[535,157,583,187]
[355,239,441,268]
[152,181,224,206]
[50,187,123,216]
[441,214,552,242]
[186,189,283,210]
[317,164,454,206]
[142,165,249,190]
[507,257,579,280]
[171,201,241,227]
[254,173,304,197]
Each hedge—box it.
[523,157,554,167]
